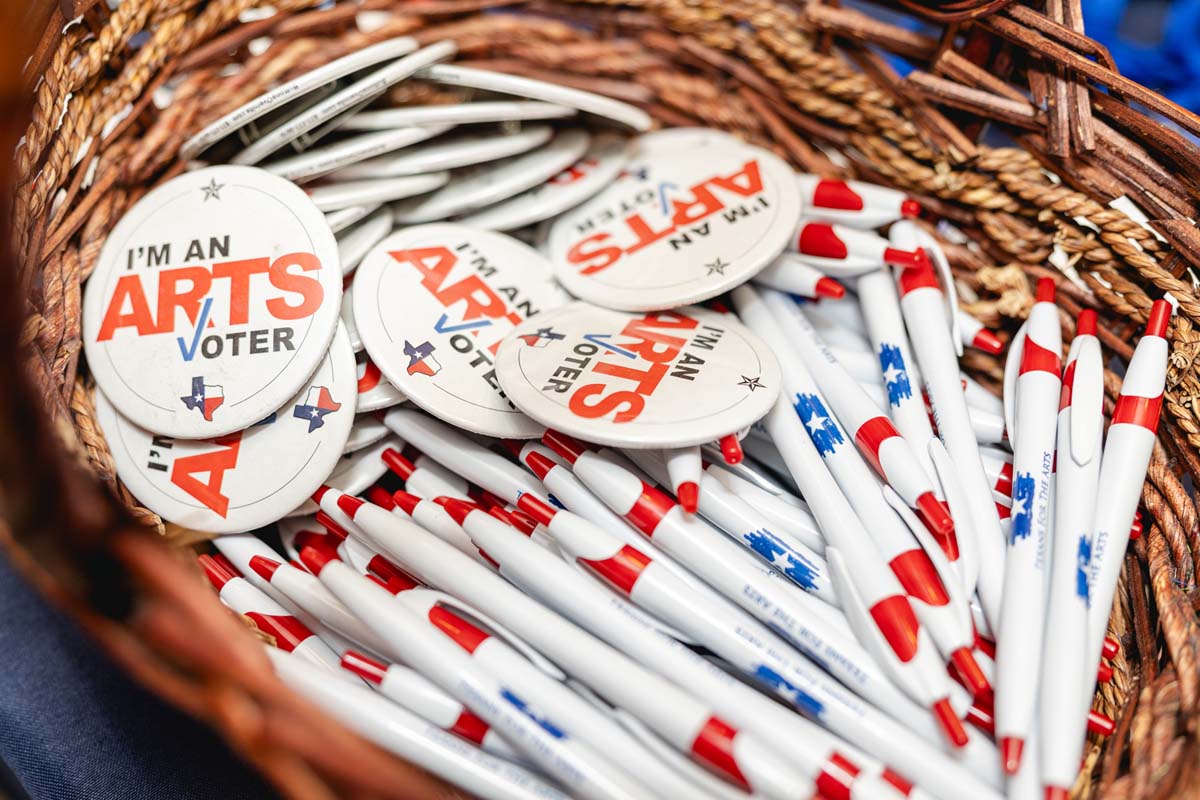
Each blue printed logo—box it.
[500,689,565,739]
[879,344,913,408]
[744,529,819,590]
[794,393,844,456]
[1076,535,1092,604]
[754,665,825,718]
[1011,472,1035,542]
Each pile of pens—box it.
[80,34,1175,800]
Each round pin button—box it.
[82,165,343,439]
[356,352,407,412]
[547,136,801,311]
[495,301,781,447]
[344,412,388,454]
[342,100,576,132]
[456,133,630,232]
[285,435,401,517]
[95,323,357,533]
[329,125,554,181]
[354,224,569,437]
[390,129,590,224]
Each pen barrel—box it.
[753,253,832,297]
[1039,404,1102,790]
[707,466,826,555]
[273,564,391,657]
[856,269,939,486]
[219,577,342,673]
[796,175,914,229]
[900,283,1006,629]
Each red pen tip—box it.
[972,328,1005,355]
[1103,636,1120,659]
[1089,709,1115,737]
[1035,277,1056,303]
[248,555,280,582]
[337,493,366,520]
[542,429,589,464]
[365,486,396,511]
[381,447,416,480]
[949,648,991,698]
[677,481,700,513]
[932,698,968,748]
[1076,309,1098,337]
[312,485,330,504]
[901,198,921,218]
[915,493,956,547]
[1000,736,1024,774]
[718,434,744,465]
[1045,787,1070,800]
[815,277,846,299]
[523,450,558,481]
[299,545,335,576]
[391,489,421,516]
[1146,299,1172,338]
[198,554,237,590]
[341,651,388,685]
[1097,661,1113,683]
[314,511,348,540]
[516,494,557,527]
[435,496,479,526]
[966,703,995,735]
[882,247,926,269]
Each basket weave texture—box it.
[8,0,1200,797]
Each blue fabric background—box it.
[0,553,275,799]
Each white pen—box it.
[444,495,950,800]
[1039,309,1104,799]
[249,554,391,658]
[509,441,713,593]
[790,221,925,277]
[621,448,836,605]
[265,648,573,800]
[542,428,980,751]
[795,175,920,229]
[753,252,846,299]
[995,278,1061,775]
[375,487,495,568]
[664,445,702,513]
[339,649,524,763]
[199,554,341,674]
[891,223,1005,630]
[1081,299,1172,778]
[514,495,928,800]
[767,290,956,546]
[384,407,545,504]
[301,545,646,800]
[956,310,1004,356]
[334,491,807,797]
[755,290,985,699]
[382,446,471,499]
[705,464,826,554]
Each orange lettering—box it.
[267,252,324,320]
[96,274,159,341]
[569,384,644,422]
[213,258,270,325]
[568,233,622,275]
[170,433,242,517]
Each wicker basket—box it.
[7,0,1200,797]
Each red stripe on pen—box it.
[450,709,491,746]
[897,259,939,295]
[1111,394,1163,432]
[367,555,419,591]
[995,501,1011,520]
[244,612,315,653]
[690,717,751,791]
[382,447,416,480]
[579,545,653,595]
[542,429,590,464]
[882,768,914,796]
[890,549,951,606]
[427,606,490,654]
[1018,336,1061,377]
[1059,359,1077,411]
[996,462,1013,495]
[868,595,919,663]
[797,222,847,259]
[815,752,861,800]
[341,651,387,685]
[625,482,677,536]
[853,415,896,475]
[812,180,864,211]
